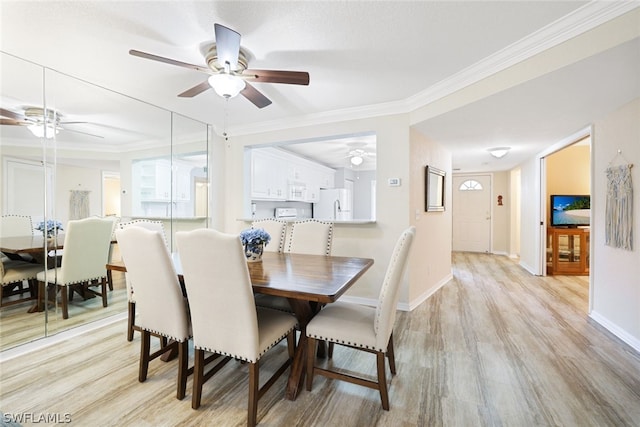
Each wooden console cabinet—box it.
[547,227,590,275]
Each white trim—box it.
[519,260,537,276]
[0,312,127,362]
[589,311,640,354]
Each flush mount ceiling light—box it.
[488,147,510,159]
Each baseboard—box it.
[492,250,508,256]
[589,311,640,353]
[519,260,538,276]
[339,272,453,312]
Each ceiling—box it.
[1,1,639,173]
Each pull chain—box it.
[223,97,230,146]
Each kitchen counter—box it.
[239,217,376,225]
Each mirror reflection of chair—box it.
[116,226,191,400]
[36,217,115,319]
[1,259,42,308]
[117,219,167,341]
[251,218,287,253]
[176,228,297,427]
[305,226,416,410]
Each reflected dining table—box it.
[106,251,374,401]
[0,234,63,265]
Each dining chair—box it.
[305,226,416,410]
[251,218,287,253]
[0,259,42,308]
[176,228,297,427]
[115,226,191,400]
[256,219,334,315]
[36,217,115,319]
[0,215,34,262]
[117,219,167,341]
[285,219,333,256]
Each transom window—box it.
[459,180,483,191]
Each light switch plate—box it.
[388,178,401,187]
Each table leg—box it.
[285,298,316,401]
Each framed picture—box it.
[425,165,445,212]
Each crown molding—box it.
[224,1,638,138]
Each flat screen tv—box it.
[550,194,590,227]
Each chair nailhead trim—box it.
[196,326,295,363]
[307,334,385,352]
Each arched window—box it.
[459,179,483,191]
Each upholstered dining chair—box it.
[305,226,416,410]
[0,259,42,308]
[251,218,287,253]
[36,217,115,319]
[285,219,333,256]
[176,228,297,427]
[117,219,167,341]
[255,219,334,315]
[116,226,191,400]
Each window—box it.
[459,179,483,191]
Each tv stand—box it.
[547,227,590,275]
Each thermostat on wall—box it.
[388,178,401,187]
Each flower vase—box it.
[245,242,264,262]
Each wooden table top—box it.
[107,251,374,304]
[0,234,64,254]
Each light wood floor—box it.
[1,253,639,426]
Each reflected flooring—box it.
[0,271,127,351]
[1,253,639,426]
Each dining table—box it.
[0,233,63,265]
[106,250,374,401]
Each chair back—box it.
[286,219,333,256]
[177,229,261,361]
[57,217,115,284]
[119,219,167,246]
[252,219,286,253]
[115,227,189,341]
[0,215,33,237]
[374,226,416,349]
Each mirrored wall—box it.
[0,52,210,351]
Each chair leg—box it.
[306,337,316,391]
[192,348,205,409]
[328,342,334,358]
[248,362,259,427]
[286,331,296,358]
[139,330,151,382]
[376,351,389,410]
[177,340,189,400]
[387,333,396,375]
[60,284,69,319]
[101,277,108,307]
[127,301,136,342]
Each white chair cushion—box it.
[2,260,43,285]
[255,307,298,359]
[306,302,380,351]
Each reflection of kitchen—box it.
[246,147,376,222]
[131,155,208,218]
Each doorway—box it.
[452,174,492,253]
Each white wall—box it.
[590,98,640,351]
[492,171,510,255]
[519,157,542,275]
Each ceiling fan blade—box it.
[214,24,241,69]
[0,108,27,121]
[129,49,211,74]
[178,81,211,98]
[244,69,310,86]
[240,82,272,109]
[0,118,28,126]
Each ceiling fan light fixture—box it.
[488,147,510,159]
[27,123,58,139]
[350,155,364,166]
[208,73,246,98]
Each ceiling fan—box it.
[346,148,376,166]
[129,23,310,109]
[0,106,103,139]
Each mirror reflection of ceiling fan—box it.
[0,106,103,139]
[129,23,310,108]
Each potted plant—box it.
[239,228,271,262]
[36,220,63,238]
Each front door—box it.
[452,174,492,253]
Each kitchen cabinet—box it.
[250,149,287,200]
[134,159,192,202]
[547,227,590,275]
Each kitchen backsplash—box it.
[251,200,313,219]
